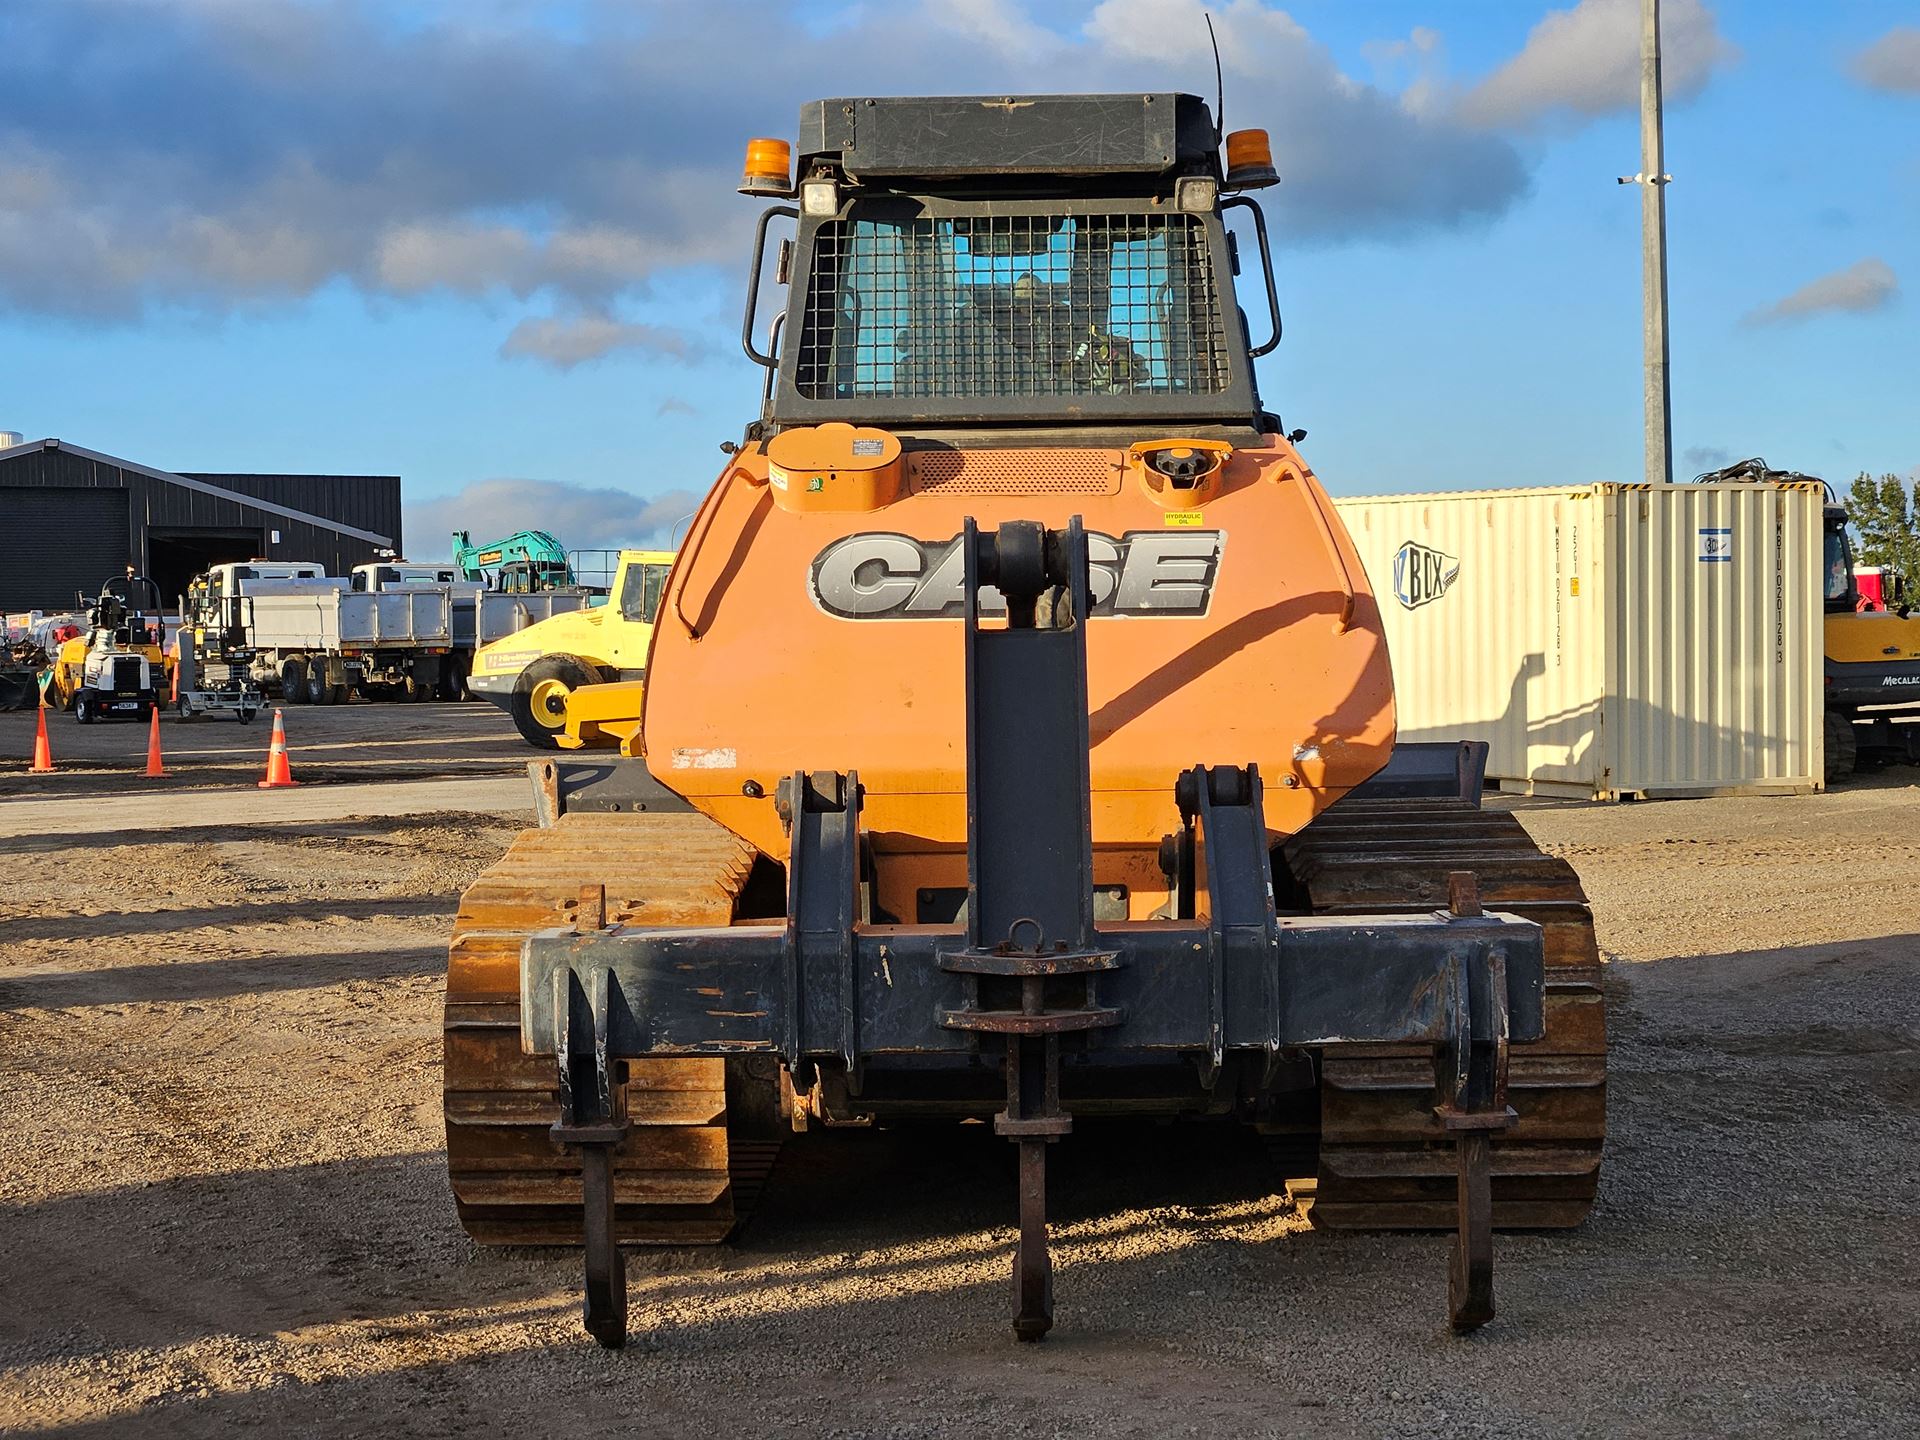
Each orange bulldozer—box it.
[444,92,1605,1348]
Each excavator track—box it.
[1281,797,1606,1229]
[444,810,780,1246]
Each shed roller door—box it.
[0,487,130,611]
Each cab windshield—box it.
[792,208,1232,402]
[1825,528,1853,604]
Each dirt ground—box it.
[1,720,1916,1437]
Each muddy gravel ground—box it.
[2,771,1917,1437]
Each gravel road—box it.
[0,700,526,799]
[1,756,1915,1437]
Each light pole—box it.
[1618,0,1673,485]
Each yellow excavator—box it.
[1698,459,1920,779]
[466,548,673,749]
[445,92,1606,1349]
[1820,508,1920,775]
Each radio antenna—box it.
[1205,13,1225,142]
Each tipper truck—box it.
[193,561,455,704]
[444,93,1607,1348]
[190,560,597,703]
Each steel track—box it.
[443,811,780,1246]
[1282,797,1607,1228]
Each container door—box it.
[1604,483,1822,793]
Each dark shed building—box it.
[0,437,401,611]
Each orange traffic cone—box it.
[258,708,299,789]
[30,696,54,774]
[144,705,170,777]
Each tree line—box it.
[1846,472,1920,583]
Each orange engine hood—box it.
[643,435,1395,859]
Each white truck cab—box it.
[351,562,480,592]
[205,560,331,597]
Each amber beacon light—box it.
[1223,128,1280,190]
[738,137,793,196]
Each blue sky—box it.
[1,0,1915,554]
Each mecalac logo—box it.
[809,530,1224,620]
[1392,540,1460,610]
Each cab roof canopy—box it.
[797,94,1221,186]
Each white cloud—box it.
[375,222,536,296]
[1852,27,1920,94]
[1458,0,1738,131]
[1084,0,1311,63]
[1083,0,1528,237]
[405,478,701,557]
[1363,26,1449,119]
[934,0,1071,58]
[1744,259,1899,326]
[498,314,695,370]
[0,0,1536,332]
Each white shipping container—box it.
[1333,482,1824,799]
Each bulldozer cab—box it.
[743,94,1280,439]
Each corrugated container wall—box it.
[1333,483,1824,799]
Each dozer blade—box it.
[1282,797,1607,1230]
[443,810,781,1246]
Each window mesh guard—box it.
[794,212,1232,402]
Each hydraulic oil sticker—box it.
[808,530,1223,619]
[671,747,739,770]
[1162,510,1204,527]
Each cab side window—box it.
[618,563,670,623]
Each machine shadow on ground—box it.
[0,809,520,856]
[0,894,455,944]
[0,944,448,1007]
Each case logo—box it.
[809,530,1223,620]
[1392,541,1459,610]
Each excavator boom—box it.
[452,528,575,591]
